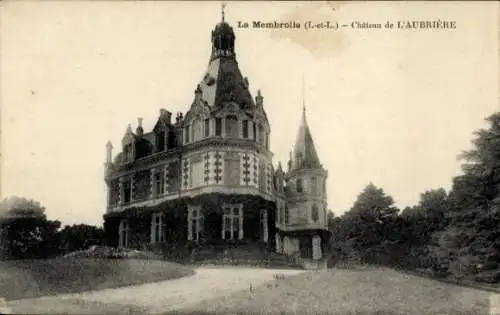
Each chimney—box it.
[105,141,113,164]
[136,117,144,137]
[160,108,172,124]
[256,89,263,107]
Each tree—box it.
[0,196,61,259]
[431,112,500,282]
[338,183,400,264]
[399,188,451,270]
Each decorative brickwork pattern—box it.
[214,151,223,183]
[204,152,211,184]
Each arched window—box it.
[225,115,239,138]
[312,204,319,222]
[296,178,303,193]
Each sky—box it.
[1,1,498,227]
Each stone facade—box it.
[103,14,330,264]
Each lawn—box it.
[184,266,494,315]
[0,258,194,301]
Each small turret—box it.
[211,3,235,59]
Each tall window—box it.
[276,206,281,225]
[151,213,164,243]
[260,210,268,242]
[118,220,129,248]
[123,180,132,204]
[312,176,317,193]
[312,204,319,222]
[225,115,239,138]
[296,178,303,193]
[284,205,289,225]
[280,206,285,225]
[167,162,180,194]
[154,170,164,196]
[204,119,210,137]
[215,118,222,136]
[222,204,242,240]
[252,122,256,140]
[189,207,203,242]
[185,125,190,144]
[242,120,249,139]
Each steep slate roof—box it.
[291,107,322,171]
[198,57,255,111]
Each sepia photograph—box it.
[0,1,499,314]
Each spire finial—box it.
[301,75,306,120]
[221,2,226,22]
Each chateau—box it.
[103,12,330,267]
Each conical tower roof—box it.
[291,105,322,171]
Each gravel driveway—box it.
[9,267,305,314]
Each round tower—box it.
[281,105,329,262]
